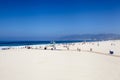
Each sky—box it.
[0,0,120,40]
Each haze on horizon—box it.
[0,0,120,41]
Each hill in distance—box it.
[59,33,120,40]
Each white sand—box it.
[0,40,120,80]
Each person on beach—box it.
[51,48,53,50]
[77,48,81,52]
[53,46,56,50]
[109,50,114,54]
[27,46,31,49]
[67,46,69,50]
[77,48,79,51]
[90,48,92,51]
[44,47,47,50]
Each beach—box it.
[0,40,120,80]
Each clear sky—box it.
[0,0,120,40]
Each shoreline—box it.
[0,39,118,47]
[0,39,106,48]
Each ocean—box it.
[0,40,95,47]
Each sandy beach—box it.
[0,40,120,80]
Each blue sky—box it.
[0,0,120,40]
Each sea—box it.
[0,40,95,47]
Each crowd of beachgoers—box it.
[0,40,120,57]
